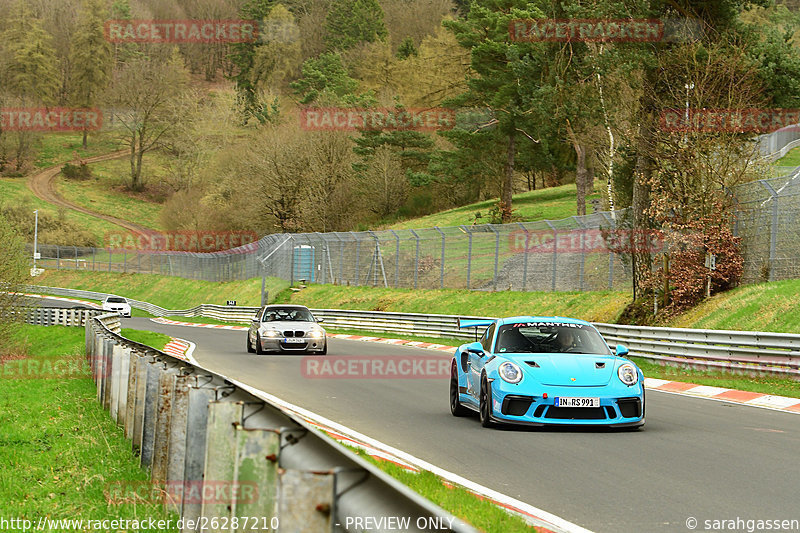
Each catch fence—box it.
[31,211,636,292]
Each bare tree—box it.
[104,49,192,191]
[0,213,28,349]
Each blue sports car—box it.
[450,316,645,429]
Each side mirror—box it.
[466,341,485,355]
[615,344,629,357]
[317,318,325,323]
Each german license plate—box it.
[283,338,305,344]
[555,397,600,408]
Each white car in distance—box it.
[102,296,131,318]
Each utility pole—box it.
[33,210,39,273]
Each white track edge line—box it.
[224,377,593,533]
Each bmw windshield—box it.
[262,308,314,322]
[494,323,611,355]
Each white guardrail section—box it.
[28,285,800,378]
[44,310,481,533]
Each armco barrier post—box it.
[102,337,114,410]
[181,384,215,527]
[165,374,191,514]
[132,353,152,454]
[124,350,139,440]
[110,344,124,421]
[152,366,179,483]
[233,427,280,522]
[140,358,162,469]
[117,347,131,428]
[278,469,334,531]
[199,400,244,524]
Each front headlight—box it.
[263,329,280,338]
[308,329,325,339]
[498,362,523,384]
[618,363,638,386]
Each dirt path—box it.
[26,150,154,235]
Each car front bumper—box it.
[259,336,326,353]
[469,380,645,427]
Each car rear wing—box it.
[457,318,495,329]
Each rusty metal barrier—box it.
[84,312,481,533]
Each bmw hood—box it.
[504,353,617,386]
[260,321,317,331]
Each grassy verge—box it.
[277,284,628,323]
[345,446,539,532]
[34,270,289,310]
[34,133,120,169]
[632,357,799,397]
[668,278,800,333]
[775,146,800,168]
[0,178,120,243]
[383,182,602,230]
[58,156,168,235]
[0,325,177,530]
[121,329,172,350]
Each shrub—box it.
[61,162,92,180]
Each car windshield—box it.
[106,297,127,303]
[262,308,314,322]
[494,323,611,355]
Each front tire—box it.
[450,362,469,417]
[255,334,265,355]
[247,334,255,353]
[479,376,494,428]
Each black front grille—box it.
[283,330,306,337]
[545,407,607,420]
[501,396,533,416]
[617,398,641,418]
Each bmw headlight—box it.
[309,329,325,339]
[618,363,638,386]
[263,329,280,338]
[498,362,523,384]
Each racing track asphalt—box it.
[31,299,800,532]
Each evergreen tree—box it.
[396,37,418,59]
[70,0,112,148]
[443,1,548,222]
[3,1,59,105]
[325,0,388,51]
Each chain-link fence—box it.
[757,125,800,161]
[29,164,800,291]
[733,168,800,283]
[27,234,287,282]
[259,210,635,292]
[30,211,636,292]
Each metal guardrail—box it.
[17,307,109,328]
[77,312,482,533]
[29,285,800,377]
